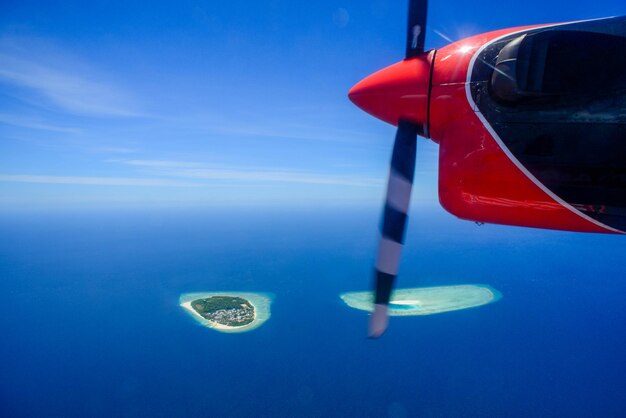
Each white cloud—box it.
[113,159,382,187]
[0,113,80,134]
[172,167,380,187]
[120,159,206,168]
[0,174,198,187]
[0,36,142,117]
[96,147,139,154]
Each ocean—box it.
[1,208,625,417]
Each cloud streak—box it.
[0,174,199,187]
[96,147,140,154]
[113,159,382,187]
[119,159,207,168]
[0,113,80,134]
[0,36,142,117]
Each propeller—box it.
[369,120,419,337]
[349,0,431,338]
[406,0,429,57]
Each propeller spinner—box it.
[348,0,433,338]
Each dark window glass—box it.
[491,30,626,102]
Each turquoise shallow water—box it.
[389,302,418,310]
[1,208,625,417]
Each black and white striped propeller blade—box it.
[369,121,418,338]
[366,0,429,338]
[406,0,428,58]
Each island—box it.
[179,292,273,333]
[340,284,501,316]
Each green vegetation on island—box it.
[180,292,273,333]
[191,296,255,327]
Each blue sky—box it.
[1,0,624,210]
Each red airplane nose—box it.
[348,52,434,129]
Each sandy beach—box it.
[179,292,273,333]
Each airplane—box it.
[348,1,626,338]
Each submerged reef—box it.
[340,284,501,316]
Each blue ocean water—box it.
[1,208,625,417]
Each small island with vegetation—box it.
[191,296,255,327]
[180,292,273,333]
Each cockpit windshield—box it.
[491,30,626,102]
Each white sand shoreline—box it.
[179,292,273,333]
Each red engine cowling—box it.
[350,20,624,234]
[430,25,622,234]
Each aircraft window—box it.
[491,30,626,103]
